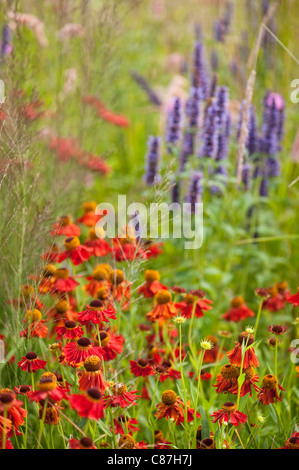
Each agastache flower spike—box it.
[179,88,200,170]
[166,97,181,151]
[192,41,209,99]
[200,101,219,159]
[185,171,203,214]
[144,136,160,186]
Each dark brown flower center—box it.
[20,385,30,393]
[87,388,102,400]
[25,351,37,360]
[272,325,284,334]
[65,320,76,329]
[137,358,148,367]
[77,337,91,348]
[80,437,93,448]
[0,393,14,404]
[89,299,104,309]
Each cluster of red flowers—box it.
[1,202,298,450]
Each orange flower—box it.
[155,390,184,423]
[146,290,178,325]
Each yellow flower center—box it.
[244,366,255,381]
[161,390,177,406]
[230,296,244,308]
[38,378,57,392]
[276,281,288,292]
[221,364,238,380]
[112,383,127,395]
[118,434,136,449]
[262,374,277,390]
[144,269,160,282]
[25,309,42,322]
[110,269,124,285]
[97,286,109,300]
[184,293,196,304]
[222,402,237,413]
[55,299,70,313]
[82,201,97,213]
[40,372,57,382]
[92,267,109,281]
[64,236,80,251]
[43,264,56,277]
[21,284,34,298]
[155,290,172,305]
[58,215,72,227]
[55,268,70,280]
[84,355,101,372]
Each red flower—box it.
[262,285,286,312]
[286,287,299,307]
[79,356,109,393]
[103,384,140,408]
[70,388,105,420]
[55,321,84,340]
[222,296,255,322]
[175,292,212,319]
[51,267,79,293]
[28,377,67,403]
[146,290,178,325]
[227,332,259,369]
[19,320,48,339]
[211,402,247,427]
[13,385,32,396]
[229,366,260,397]
[213,364,238,394]
[58,237,92,266]
[155,390,184,423]
[77,300,116,325]
[154,430,172,449]
[138,270,167,298]
[69,437,97,449]
[257,374,285,405]
[96,330,124,361]
[76,201,100,227]
[63,337,103,367]
[17,352,47,373]
[114,416,140,435]
[267,325,287,336]
[203,336,224,364]
[280,432,299,449]
[51,215,81,237]
[0,391,27,432]
[83,95,130,127]
[130,359,154,377]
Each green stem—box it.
[254,298,264,340]
[37,396,48,449]
[193,349,204,448]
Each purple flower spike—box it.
[179,88,200,170]
[1,24,13,57]
[166,97,181,150]
[200,102,219,159]
[192,41,209,99]
[260,91,285,156]
[185,171,203,213]
[144,136,160,186]
[265,157,280,177]
[237,102,258,157]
